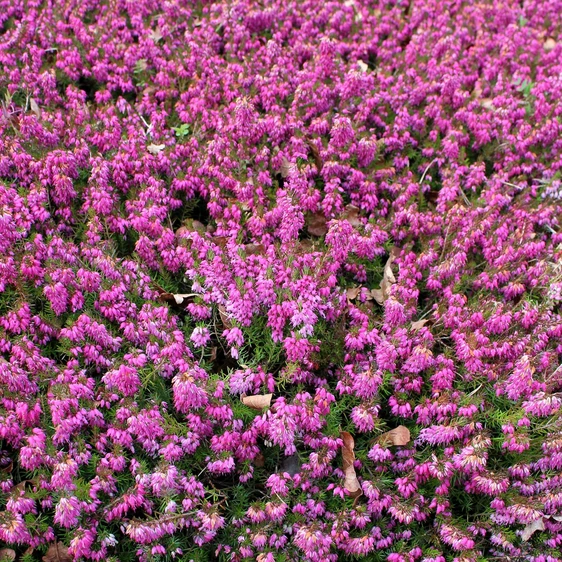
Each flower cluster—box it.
[1,0,562,561]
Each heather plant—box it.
[1,0,562,561]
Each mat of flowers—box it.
[1,0,562,561]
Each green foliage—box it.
[172,123,191,138]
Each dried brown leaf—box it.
[521,518,545,541]
[190,220,207,233]
[357,60,369,72]
[241,393,273,410]
[42,542,72,562]
[147,143,165,155]
[411,319,429,332]
[341,431,362,497]
[306,212,328,237]
[244,243,265,255]
[0,549,15,562]
[30,97,41,118]
[172,294,196,305]
[342,205,362,227]
[544,37,557,51]
[149,28,163,43]
[280,157,291,178]
[371,288,384,305]
[156,291,174,303]
[306,138,323,173]
[175,226,190,238]
[380,426,410,446]
[372,251,399,305]
[346,287,361,301]
[383,256,396,284]
[213,236,228,249]
[218,304,232,329]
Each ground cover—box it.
[1,0,562,560]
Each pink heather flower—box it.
[294,525,333,558]
[351,405,378,432]
[190,326,211,348]
[173,370,209,412]
[207,456,235,474]
[102,364,141,396]
[0,512,31,543]
[54,496,82,528]
[1,1,562,559]
[439,524,475,551]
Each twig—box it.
[419,158,438,185]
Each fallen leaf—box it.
[544,37,557,51]
[340,431,362,497]
[175,226,190,238]
[371,288,384,305]
[342,205,362,227]
[42,542,72,562]
[306,212,328,237]
[241,393,273,410]
[213,236,228,249]
[279,452,301,476]
[218,304,232,329]
[280,157,291,178]
[244,243,265,255]
[190,220,206,233]
[371,251,398,305]
[172,294,196,305]
[11,480,33,494]
[306,138,323,173]
[209,346,218,362]
[0,549,15,562]
[153,286,196,307]
[411,319,428,332]
[380,426,410,446]
[30,98,41,118]
[149,28,163,43]
[135,59,148,72]
[346,287,361,301]
[521,518,545,541]
[147,143,165,155]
